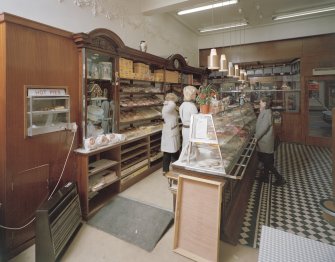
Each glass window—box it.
[308,79,335,138]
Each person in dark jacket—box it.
[255,96,286,186]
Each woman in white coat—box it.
[161,93,181,175]
[179,85,198,149]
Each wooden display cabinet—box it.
[76,145,120,219]
[120,137,149,190]
[75,130,163,219]
[73,28,206,220]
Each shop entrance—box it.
[307,77,334,143]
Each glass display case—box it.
[83,49,115,140]
[212,74,301,113]
[173,103,257,177]
[26,86,70,137]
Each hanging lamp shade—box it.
[234,64,240,78]
[239,69,245,82]
[207,48,219,70]
[228,62,234,77]
[244,70,248,82]
[219,54,228,72]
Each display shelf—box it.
[150,151,163,162]
[81,50,115,140]
[120,165,149,185]
[26,88,70,137]
[120,159,148,178]
[120,104,163,109]
[121,148,148,162]
[150,137,161,143]
[88,97,108,101]
[210,70,301,113]
[121,141,148,154]
[119,78,161,83]
[88,159,118,176]
[89,169,119,192]
[121,153,148,169]
[173,103,256,178]
[150,143,160,150]
[87,182,119,218]
[120,91,165,95]
[120,115,162,125]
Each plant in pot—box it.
[196,84,216,114]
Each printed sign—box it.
[27,88,66,96]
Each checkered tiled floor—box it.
[239,143,335,248]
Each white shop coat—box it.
[161,101,181,153]
[179,101,198,148]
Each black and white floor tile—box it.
[239,143,335,248]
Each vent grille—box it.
[36,182,82,262]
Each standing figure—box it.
[255,96,286,186]
[179,85,198,149]
[161,93,181,175]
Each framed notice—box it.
[173,175,223,262]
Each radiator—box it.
[35,182,82,262]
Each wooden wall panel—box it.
[301,53,335,76]
[9,165,49,252]
[1,15,79,258]
[5,22,79,185]
[281,113,303,143]
[0,21,6,260]
[302,34,335,56]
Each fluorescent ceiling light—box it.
[273,6,335,20]
[199,21,248,33]
[178,0,238,15]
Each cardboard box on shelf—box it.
[154,70,164,82]
[120,58,133,68]
[134,63,150,75]
[154,69,179,83]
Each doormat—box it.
[239,143,335,248]
[87,196,174,252]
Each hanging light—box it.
[234,64,240,78]
[207,48,219,70]
[219,54,228,72]
[227,62,234,77]
[239,69,246,82]
[207,5,219,70]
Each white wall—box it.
[2,1,335,66]
[1,0,199,66]
[198,14,335,49]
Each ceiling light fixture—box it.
[177,0,238,15]
[199,21,248,33]
[273,6,335,20]
[208,48,220,70]
[207,5,219,70]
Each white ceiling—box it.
[142,0,335,35]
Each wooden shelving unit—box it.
[72,29,205,221]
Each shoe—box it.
[256,176,269,183]
[272,178,286,186]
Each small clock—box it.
[173,59,180,69]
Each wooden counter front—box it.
[168,149,258,246]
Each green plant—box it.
[196,84,216,105]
